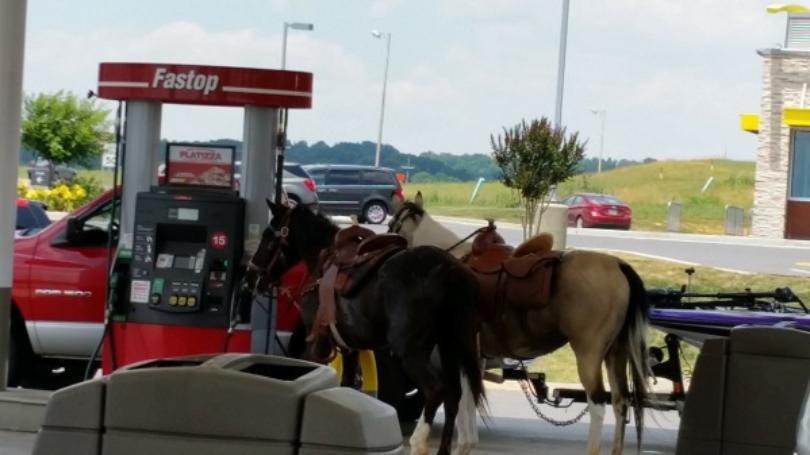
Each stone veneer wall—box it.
[752,49,810,238]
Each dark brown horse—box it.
[389,193,652,455]
[246,201,485,455]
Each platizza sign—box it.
[165,143,236,189]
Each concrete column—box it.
[241,106,277,256]
[0,0,27,389]
[120,101,162,248]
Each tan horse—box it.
[388,193,651,455]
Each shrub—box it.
[17,175,103,212]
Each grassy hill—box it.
[403,159,756,234]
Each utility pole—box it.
[554,0,571,128]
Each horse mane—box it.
[400,201,425,217]
[289,205,339,267]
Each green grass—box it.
[524,251,808,384]
[404,159,756,234]
[77,169,115,188]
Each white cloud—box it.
[21,1,788,161]
[24,21,383,145]
[371,0,404,17]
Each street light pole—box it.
[554,0,571,128]
[281,25,288,69]
[590,108,606,173]
[372,30,391,167]
[281,21,314,69]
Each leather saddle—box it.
[463,221,562,321]
[307,226,407,362]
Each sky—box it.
[22,0,787,162]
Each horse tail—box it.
[441,270,486,410]
[618,261,651,450]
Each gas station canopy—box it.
[97,63,313,108]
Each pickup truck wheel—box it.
[7,316,34,388]
[362,201,388,224]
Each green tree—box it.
[21,91,112,174]
[491,117,586,239]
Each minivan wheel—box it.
[362,201,387,224]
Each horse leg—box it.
[606,344,630,455]
[340,351,359,388]
[436,342,462,455]
[453,373,478,455]
[402,356,443,455]
[573,346,610,455]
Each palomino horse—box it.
[246,201,485,455]
[389,193,651,455]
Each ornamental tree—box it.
[491,117,586,239]
[21,91,112,172]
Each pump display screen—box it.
[173,256,196,270]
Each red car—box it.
[563,193,632,230]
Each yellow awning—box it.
[740,113,760,134]
[784,107,810,126]
[767,3,809,13]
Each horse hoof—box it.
[452,443,474,455]
[409,445,429,455]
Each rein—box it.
[389,203,486,254]
[247,210,293,293]
[445,226,487,253]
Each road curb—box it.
[431,215,810,250]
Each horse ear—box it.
[414,191,424,209]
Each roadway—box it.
[429,216,810,277]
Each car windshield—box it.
[589,195,623,205]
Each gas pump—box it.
[126,143,243,327]
[127,188,244,326]
[96,62,313,373]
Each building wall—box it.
[752,49,810,238]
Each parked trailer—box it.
[498,281,809,420]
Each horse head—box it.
[245,200,299,295]
[388,190,426,242]
[246,199,340,295]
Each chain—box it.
[517,363,589,426]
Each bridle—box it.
[388,203,424,235]
[247,209,293,293]
[388,202,487,254]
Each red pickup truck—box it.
[9,189,303,388]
